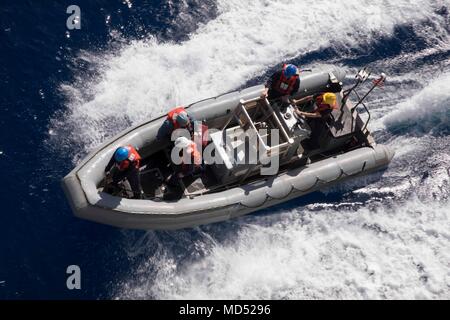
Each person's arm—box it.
[282,75,300,101]
[262,74,273,98]
[157,119,174,141]
[105,156,115,174]
[292,95,314,105]
[265,70,281,88]
[261,87,269,98]
[295,109,322,118]
[291,77,300,94]
[186,112,202,140]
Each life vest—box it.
[175,136,202,166]
[187,141,202,166]
[193,123,209,147]
[178,141,201,173]
[315,95,338,113]
[273,64,299,95]
[201,124,209,147]
[117,145,141,171]
[167,106,188,129]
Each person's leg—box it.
[303,118,322,150]
[112,168,127,186]
[104,167,127,195]
[181,163,194,177]
[127,167,144,199]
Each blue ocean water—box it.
[1,0,449,299]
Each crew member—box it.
[263,64,300,102]
[174,136,203,178]
[157,106,196,141]
[293,92,338,119]
[293,92,338,150]
[104,145,144,199]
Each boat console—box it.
[209,97,311,184]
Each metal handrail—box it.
[262,98,294,144]
[341,71,386,134]
[238,102,270,151]
[350,90,371,132]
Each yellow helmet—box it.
[323,93,337,106]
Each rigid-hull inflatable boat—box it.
[62,67,394,230]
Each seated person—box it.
[176,136,203,175]
[292,92,338,150]
[263,64,300,103]
[157,105,209,148]
[104,145,145,199]
[293,92,337,119]
[166,137,204,186]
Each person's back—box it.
[157,106,195,141]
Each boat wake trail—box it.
[382,72,450,137]
[116,198,449,299]
[48,0,450,299]
[49,0,446,162]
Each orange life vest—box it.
[274,64,299,95]
[187,141,202,166]
[194,123,209,147]
[167,106,188,129]
[117,145,141,171]
[179,141,202,173]
[201,124,209,147]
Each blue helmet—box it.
[175,111,189,127]
[284,64,298,79]
[114,147,129,162]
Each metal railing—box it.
[341,68,386,133]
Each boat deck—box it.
[139,149,218,200]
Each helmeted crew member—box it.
[157,106,196,141]
[293,92,338,150]
[174,136,202,177]
[293,92,338,119]
[104,145,145,199]
[263,64,300,101]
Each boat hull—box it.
[62,144,394,230]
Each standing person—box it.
[263,64,300,102]
[104,145,145,199]
[294,92,338,150]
